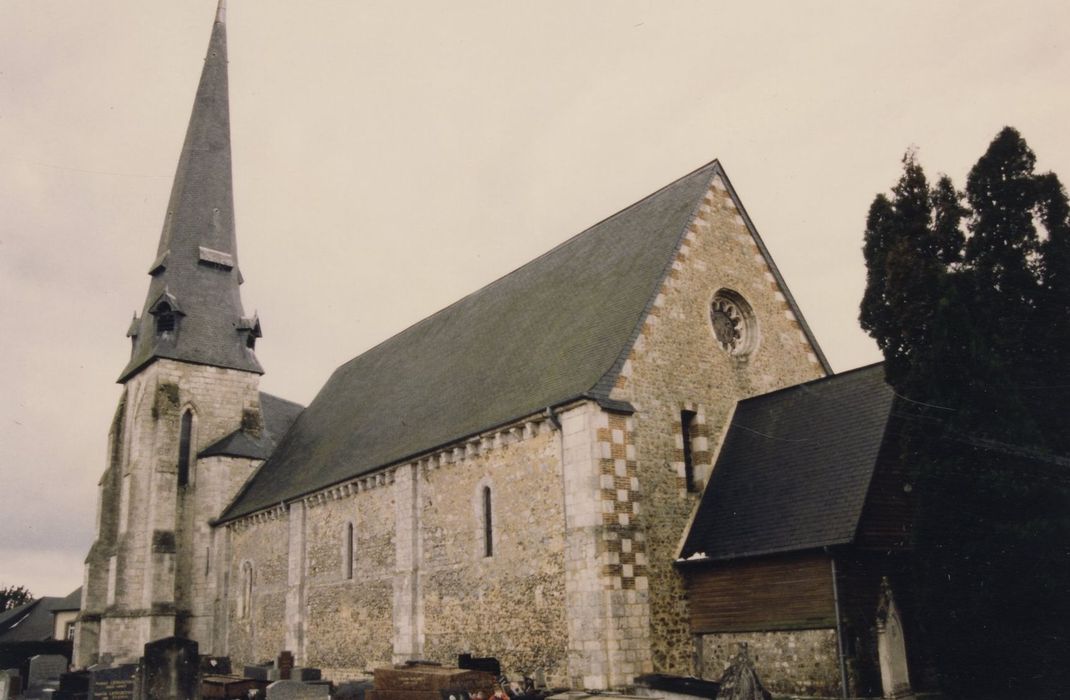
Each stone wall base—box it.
[698,629,843,698]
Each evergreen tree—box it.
[860,127,1070,698]
[0,584,33,613]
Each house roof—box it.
[220,160,829,522]
[201,392,305,460]
[679,364,894,562]
[119,6,262,382]
[0,587,81,642]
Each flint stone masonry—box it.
[699,630,842,698]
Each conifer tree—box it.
[860,127,1070,698]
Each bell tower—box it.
[76,0,265,665]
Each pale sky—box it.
[1,1,1068,597]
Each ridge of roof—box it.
[334,159,726,378]
[219,160,722,522]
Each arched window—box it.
[177,410,193,487]
[343,522,354,580]
[240,561,253,619]
[482,486,493,558]
[155,302,176,334]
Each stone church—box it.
[75,3,914,696]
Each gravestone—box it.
[2,669,23,698]
[54,670,91,699]
[265,680,329,699]
[457,655,500,677]
[89,663,138,700]
[201,675,261,699]
[369,666,496,700]
[276,652,294,681]
[0,669,11,700]
[243,666,279,682]
[28,654,68,688]
[333,680,373,700]
[139,637,199,700]
[288,668,321,682]
[198,657,232,676]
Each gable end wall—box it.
[608,172,826,675]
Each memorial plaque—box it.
[89,664,137,700]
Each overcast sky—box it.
[2,1,1068,597]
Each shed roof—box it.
[201,392,304,460]
[679,364,894,562]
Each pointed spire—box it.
[120,1,262,382]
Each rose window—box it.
[710,291,757,357]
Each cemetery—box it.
[0,636,775,700]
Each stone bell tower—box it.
[75,0,265,666]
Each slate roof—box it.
[201,392,305,460]
[679,364,895,562]
[119,9,261,382]
[0,588,81,642]
[220,160,828,522]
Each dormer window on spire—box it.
[148,291,184,339]
[155,303,176,334]
[239,315,262,350]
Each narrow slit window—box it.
[178,410,193,487]
[483,486,493,557]
[681,410,698,492]
[240,562,253,619]
[343,522,354,580]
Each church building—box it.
[74,4,917,696]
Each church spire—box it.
[120,1,262,381]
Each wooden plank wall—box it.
[683,551,835,633]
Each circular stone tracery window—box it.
[710,290,758,357]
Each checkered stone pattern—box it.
[673,403,712,493]
[597,414,648,591]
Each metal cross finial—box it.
[216,0,227,24]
